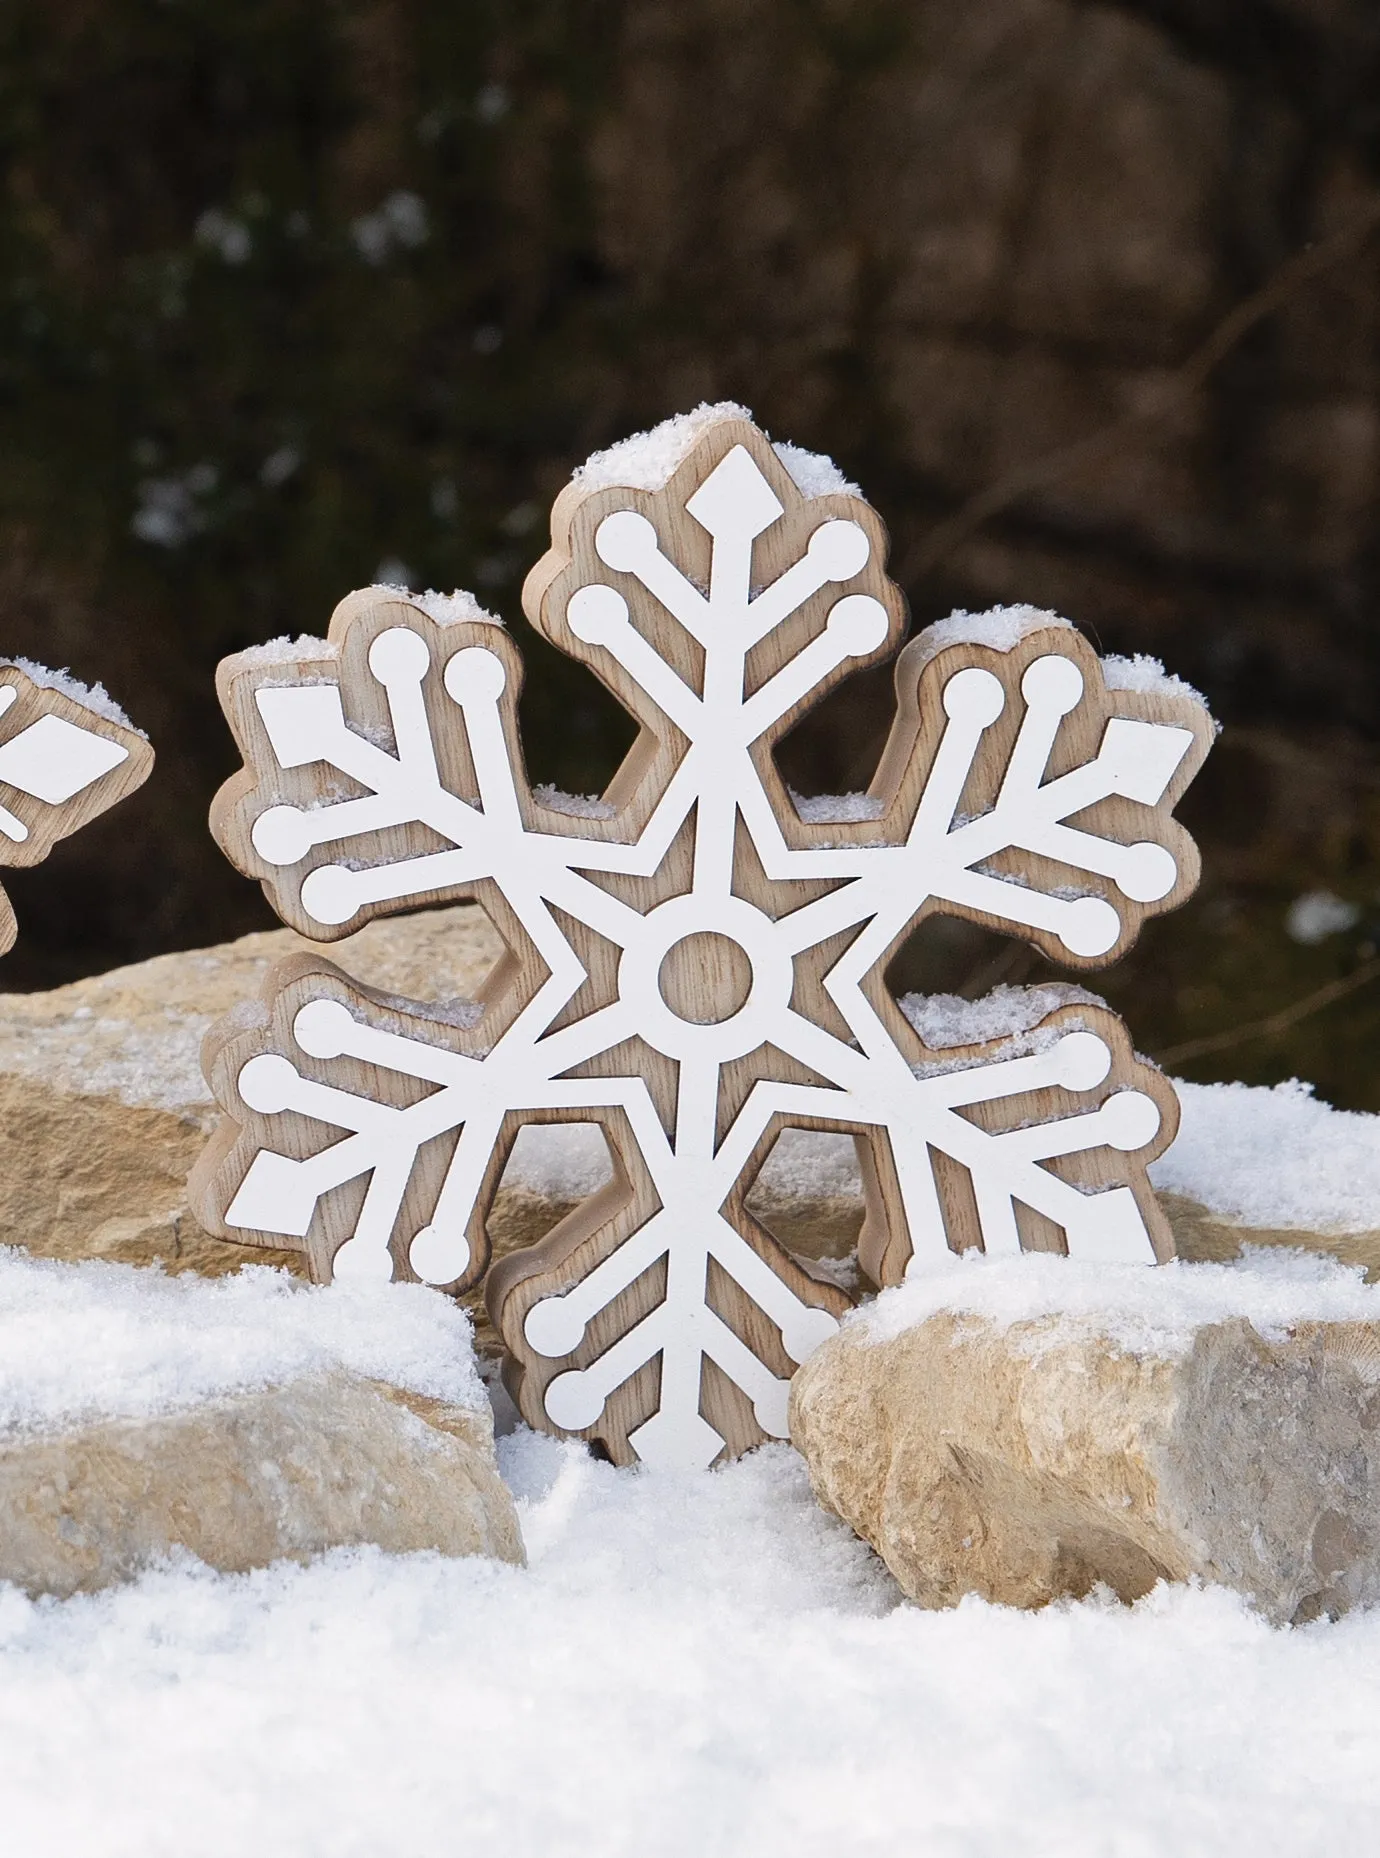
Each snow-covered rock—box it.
[791,1251,1380,1623]
[0,1250,522,1595]
[1155,1078,1380,1276]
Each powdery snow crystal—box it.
[0,659,144,735]
[203,411,1212,1470]
[900,981,1106,1053]
[503,1121,615,1200]
[910,603,1073,667]
[369,584,502,628]
[768,436,861,499]
[1102,651,1211,712]
[237,633,340,669]
[532,782,617,819]
[573,402,860,498]
[752,1127,862,1202]
[788,788,884,824]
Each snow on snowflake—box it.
[193,406,1213,1468]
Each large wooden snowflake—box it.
[191,409,1213,1468]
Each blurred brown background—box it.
[2,1,1380,1103]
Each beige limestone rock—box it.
[1,1370,523,1596]
[791,1308,1380,1623]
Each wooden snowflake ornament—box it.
[0,664,152,954]
[191,409,1214,1469]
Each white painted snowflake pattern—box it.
[193,408,1214,1468]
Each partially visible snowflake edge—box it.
[190,408,1215,1468]
[0,663,152,955]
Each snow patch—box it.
[1,1435,1379,1854]
[215,997,270,1036]
[237,590,502,681]
[236,634,339,668]
[0,660,142,736]
[369,584,502,628]
[855,1244,1380,1359]
[789,789,884,825]
[0,1250,486,1435]
[1101,651,1209,710]
[366,989,485,1032]
[504,1123,614,1199]
[574,403,859,499]
[900,982,1104,1053]
[913,603,1073,666]
[908,619,1215,729]
[770,438,858,500]
[1153,1077,1380,1234]
[754,1129,862,1202]
[534,783,617,820]
[0,1007,216,1112]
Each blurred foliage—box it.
[0,0,654,977]
[2,0,1380,1112]
[0,0,635,768]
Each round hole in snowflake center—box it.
[657,930,753,1025]
[617,893,794,1064]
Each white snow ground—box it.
[5,1428,1380,1856]
[7,1245,1380,1852]
[6,1063,1380,1855]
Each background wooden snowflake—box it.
[0,664,151,956]
[192,410,1213,1468]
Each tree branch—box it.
[1152,954,1380,1069]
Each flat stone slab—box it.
[790,1253,1380,1623]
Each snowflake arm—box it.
[736,1004,1175,1277]
[867,628,1212,965]
[0,664,152,955]
[194,964,498,1285]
